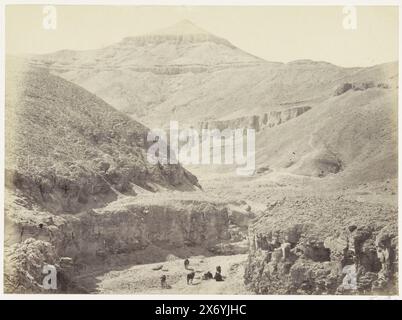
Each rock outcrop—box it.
[4,239,59,293]
[244,197,398,295]
[198,106,311,132]
[334,81,391,96]
[6,198,230,256]
[4,192,255,292]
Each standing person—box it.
[184,258,190,269]
[214,266,224,282]
[187,271,195,285]
[160,275,167,289]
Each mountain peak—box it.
[151,20,210,36]
[117,19,237,49]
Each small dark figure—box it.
[202,271,213,280]
[214,272,224,282]
[187,271,195,285]
[184,258,190,269]
[214,266,224,282]
[160,275,167,289]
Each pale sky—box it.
[5,5,399,67]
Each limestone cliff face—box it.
[244,197,398,295]
[334,81,391,96]
[4,195,242,292]
[120,33,235,48]
[6,197,231,260]
[198,106,311,132]
[64,200,231,260]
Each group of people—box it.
[185,258,224,284]
[160,258,224,289]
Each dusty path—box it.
[80,254,252,295]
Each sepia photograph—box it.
[2,2,399,299]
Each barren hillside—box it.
[29,21,397,130]
[5,19,398,295]
[28,20,398,188]
[5,60,200,214]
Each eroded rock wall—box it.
[4,196,246,292]
[244,197,398,295]
[198,106,311,132]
